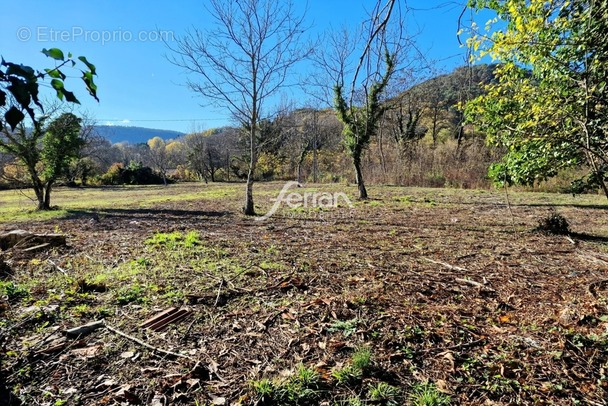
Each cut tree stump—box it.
[0,230,66,251]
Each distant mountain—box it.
[94,125,185,144]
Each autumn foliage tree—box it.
[465,0,608,197]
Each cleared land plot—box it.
[1,182,608,405]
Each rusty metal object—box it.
[141,307,192,332]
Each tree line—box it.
[0,63,498,195]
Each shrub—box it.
[100,162,124,185]
[534,210,570,235]
[100,162,165,185]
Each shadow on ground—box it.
[64,208,233,222]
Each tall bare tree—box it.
[168,0,310,215]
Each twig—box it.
[214,278,225,307]
[11,235,35,250]
[104,322,194,361]
[455,277,495,293]
[48,259,68,276]
[182,314,203,343]
[349,0,396,106]
[503,183,515,227]
[261,309,287,329]
[578,252,608,266]
[588,279,608,299]
[64,320,105,337]
[418,337,486,354]
[422,257,469,272]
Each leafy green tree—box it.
[334,51,395,199]
[6,113,83,210]
[465,0,608,197]
[0,48,98,209]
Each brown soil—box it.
[1,184,608,405]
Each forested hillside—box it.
[0,64,503,190]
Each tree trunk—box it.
[296,162,303,184]
[378,123,387,182]
[41,183,52,210]
[243,124,257,215]
[312,143,318,183]
[296,149,307,184]
[244,171,255,215]
[35,188,45,210]
[599,178,608,199]
[312,110,318,183]
[26,163,46,210]
[354,156,367,199]
[431,107,438,149]
[590,157,608,199]
[225,152,231,182]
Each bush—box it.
[534,210,570,235]
[100,162,165,185]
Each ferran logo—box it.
[256,181,354,221]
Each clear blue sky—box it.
[2,1,475,133]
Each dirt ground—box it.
[1,183,608,405]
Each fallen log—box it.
[0,230,66,251]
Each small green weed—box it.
[409,382,451,406]
[293,364,321,387]
[277,364,322,403]
[115,284,148,305]
[71,303,91,317]
[368,382,401,405]
[352,346,372,371]
[251,378,275,403]
[1,281,30,302]
[184,230,202,248]
[343,396,364,406]
[329,318,358,337]
[534,209,570,235]
[250,364,322,405]
[332,347,374,386]
[145,231,183,247]
[332,364,363,386]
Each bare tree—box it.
[147,137,169,186]
[168,0,310,215]
[183,130,228,182]
[280,107,336,183]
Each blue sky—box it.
[2,0,475,133]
